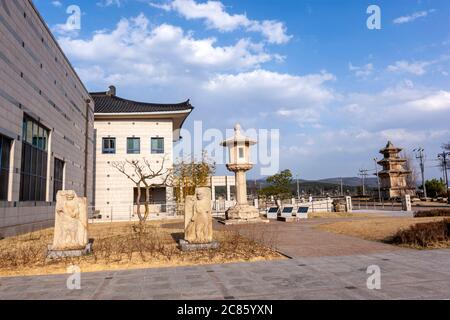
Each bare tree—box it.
[111,156,173,224]
[442,143,450,151]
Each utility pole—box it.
[358,169,369,196]
[296,174,300,200]
[438,151,450,202]
[373,158,381,202]
[340,177,343,196]
[413,148,427,198]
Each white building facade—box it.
[92,87,193,220]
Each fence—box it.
[88,201,178,222]
[352,199,403,211]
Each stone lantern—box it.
[220,124,265,224]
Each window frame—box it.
[102,137,116,154]
[0,134,12,201]
[127,137,141,154]
[151,137,164,154]
[53,158,65,201]
[20,115,49,202]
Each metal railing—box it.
[88,202,177,222]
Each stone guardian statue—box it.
[52,190,89,251]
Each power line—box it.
[413,148,427,198]
[358,168,370,196]
[437,151,450,199]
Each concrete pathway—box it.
[1,219,449,300]
[217,219,404,258]
[353,209,414,217]
[0,249,449,300]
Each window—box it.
[127,138,140,154]
[0,134,12,201]
[20,115,49,201]
[151,137,164,154]
[102,138,116,154]
[238,147,244,159]
[53,158,64,201]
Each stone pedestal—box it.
[47,241,92,260]
[179,239,220,252]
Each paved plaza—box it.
[1,219,449,300]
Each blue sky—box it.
[34,0,450,180]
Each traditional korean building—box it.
[91,86,193,220]
[376,141,415,199]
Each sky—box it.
[34,0,450,180]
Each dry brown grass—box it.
[0,219,282,277]
[308,212,380,219]
[317,216,450,249]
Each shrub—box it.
[389,219,450,248]
[414,209,450,218]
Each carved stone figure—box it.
[52,190,88,250]
[333,199,347,213]
[184,187,213,244]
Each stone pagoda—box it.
[220,124,267,224]
[377,141,414,199]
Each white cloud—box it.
[387,60,431,75]
[387,55,450,76]
[97,0,123,7]
[150,0,291,44]
[404,90,450,112]
[59,13,275,83]
[393,9,435,24]
[348,62,374,78]
[51,1,62,7]
[204,70,336,104]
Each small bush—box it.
[389,219,450,248]
[414,209,450,218]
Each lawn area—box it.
[308,212,381,219]
[317,216,450,249]
[0,219,283,277]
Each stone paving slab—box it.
[1,249,449,300]
[219,219,404,258]
[1,219,449,300]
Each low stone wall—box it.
[0,202,55,238]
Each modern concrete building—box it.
[377,141,414,199]
[91,86,193,220]
[0,0,94,237]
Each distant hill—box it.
[248,176,379,196]
[317,177,379,188]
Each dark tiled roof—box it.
[91,92,193,114]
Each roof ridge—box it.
[90,92,191,107]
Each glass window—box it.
[32,121,38,147]
[20,115,49,201]
[151,137,164,154]
[0,135,12,201]
[102,138,116,154]
[53,158,64,201]
[26,119,33,145]
[127,138,140,154]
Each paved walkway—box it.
[1,219,449,300]
[217,219,403,258]
[0,249,449,300]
